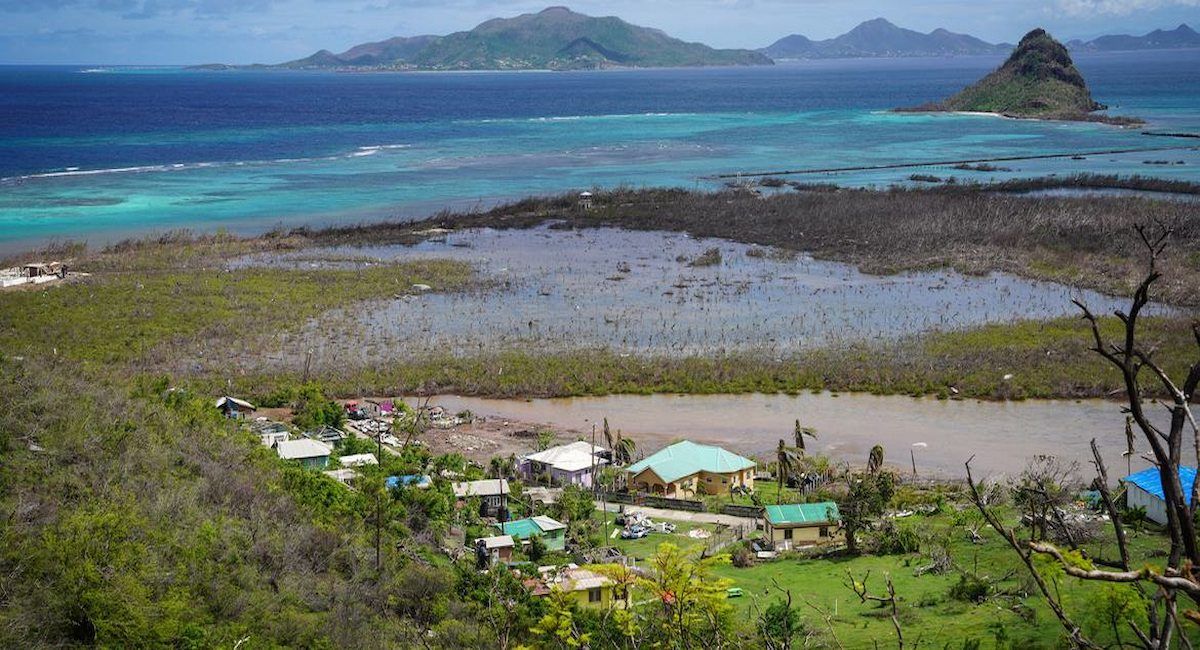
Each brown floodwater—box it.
[428,392,1166,480]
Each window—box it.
[783,528,793,540]
[588,588,602,603]
[819,526,829,538]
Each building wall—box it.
[543,530,566,551]
[631,467,755,498]
[300,456,329,470]
[1127,483,1170,525]
[522,462,596,488]
[564,585,619,608]
[697,469,755,495]
[765,522,842,547]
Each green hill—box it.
[907,28,1139,124]
[409,6,771,70]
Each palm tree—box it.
[793,419,818,453]
[614,433,636,466]
[776,439,801,504]
[867,445,885,474]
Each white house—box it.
[520,441,609,488]
[277,439,333,470]
[1124,466,1197,525]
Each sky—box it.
[0,0,1198,65]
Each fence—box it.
[642,495,705,512]
[601,492,705,512]
[720,504,764,518]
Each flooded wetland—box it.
[228,223,1182,476]
[234,225,1155,366]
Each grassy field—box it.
[590,503,1187,648]
[715,511,1181,649]
[0,259,475,371]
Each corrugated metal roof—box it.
[765,502,841,526]
[453,479,510,498]
[498,516,566,539]
[525,441,608,472]
[626,440,756,483]
[1124,466,1197,504]
[478,535,515,549]
[276,438,332,460]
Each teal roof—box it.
[497,516,565,539]
[626,440,756,483]
[765,502,840,526]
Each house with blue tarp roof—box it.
[1123,466,1196,525]
[386,474,432,490]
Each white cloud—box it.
[1056,0,1200,16]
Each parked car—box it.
[621,526,650,540]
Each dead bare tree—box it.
[967,223,1200,649]
[845,570,905,649]
[1089,437,1131,571]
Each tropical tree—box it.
[530,590,590,649]
[793,419,817,453]
[636,543,735,648]
[489,454,516,480]
[775,439,801,503]
[839,464,896,555]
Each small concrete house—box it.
[249,419,290,448]
[339,453,379,468]
[763,502,843,550]
[1123,466,1197,525]
[307,425,348,446]
[216,396,256,420]
[498,515,567,551]
[520,441,609,488]
[556,567,621,608]
[453,479,510,517]
[277,439,333,470]
[323,468,359,486]
[626,440,756,498]
[475,534,515,564]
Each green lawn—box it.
[706,510,1189,649]
[599,511,718,560]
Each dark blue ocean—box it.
[1,50,1198,251]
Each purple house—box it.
[520,441,609,488]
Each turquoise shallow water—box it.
[1,51,1198,252]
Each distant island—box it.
[763,19,1199,60]
[762,18,1011,59]
[189,12,1200,71]
[229,7,770,71]
[900,28,1142,125]
[1069,23,1199,52]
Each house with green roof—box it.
[625,440,756,498]
[496,515,567,551]
[764,502,842,549]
